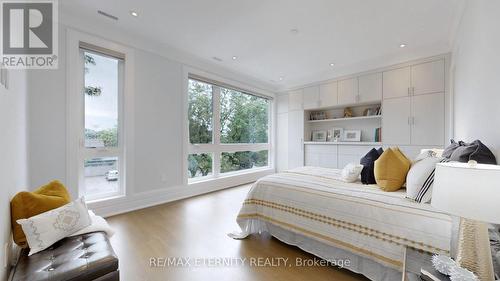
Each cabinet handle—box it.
[408,117,410,125]
[412,117,415,125]
[407,87,411,96]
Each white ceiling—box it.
[61,0,463,91]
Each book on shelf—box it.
[374,127,382,142]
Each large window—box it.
[187,78,271,181]
[80,49,124,200]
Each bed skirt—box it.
[237,218,431,281]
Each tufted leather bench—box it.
[10,232,119,281]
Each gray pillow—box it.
[449,140,497,164]
[442,139,461,158]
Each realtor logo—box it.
[1,0,58,69]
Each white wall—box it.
[27,19,276,216]
[451,0,500,160]
[0,69,28,280]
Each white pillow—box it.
[17,197,91,256]
[341,163,364,183]
[406,157,442,203]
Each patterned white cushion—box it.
[17,197,91,255]
[341,163,364,183]
[406,157,447,203]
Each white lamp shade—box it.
[432,162,500,224]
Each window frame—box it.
[79,49,125,201]
[186,76,273,183]
[67,29,135,202]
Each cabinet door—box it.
[411,93,444,146]
[302,86,320,110]
[411,60,445,96]
[338,78,358,105]
[288,90,303,111]
[358,72,382,102]
[319,81,338,107]
[277,94,289,114]
[276,113,289,171]
[288,110,304,169]
[382,97,411,145]
[383,67,410,99]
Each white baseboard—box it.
[88,168,274,218]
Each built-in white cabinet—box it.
[288,90,303,111]
[277,94,289,114]
[277,57,447,171]
[277,113,289,171]
[411,93,445,145]
[338,78,358,105]
[383,66,411,99]
[411,60,445,95]
[319,81,338,107]
[302,86,320,110]
[288,110,304,169]
[358,72,382,102]
[382,92,444,146]
[382,97,411,145]
[383,60,445,99]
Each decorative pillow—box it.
[11,180,71,247]
[341,163,364,183]
[406,157,443,203]
[449,140,497,164]
[360,148,383,184]
[442,139,462,158]
[17,197,91,256]
[374,148,411,191]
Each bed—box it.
[233,166,454,281]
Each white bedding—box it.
[235,167,453,272]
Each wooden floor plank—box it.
[107,184,369,281]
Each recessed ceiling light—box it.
[232,56,237,60]
[130,11,139,17]
[329,63,335,67]
[279,77,284,81]
[290,28,299,35]
[399,44,407,48]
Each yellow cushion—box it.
[10,180,71,247]
[374,148,411,191]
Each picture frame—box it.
[343,130,361,142]
[311,130,327,142]
[331,127,344,142]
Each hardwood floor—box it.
[107,184,369,281]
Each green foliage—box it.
[188,80,213,144]
[84,53,102,97]
[85,127,118,147]
[188,154,212,177]
[220,88,268,143]
[187,79,269,178]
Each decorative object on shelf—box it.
[433,161,500,281]
[311,130,327,142]
[332,127,344,142]
[374,127,381,142]
[343,107,353,118]
[310,111,327,121]
[326,130,332,141]
[449,267,478,281]
[432,255,458,276]
[343,130,361,142]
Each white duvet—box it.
[234,167,452,270]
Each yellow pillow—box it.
[374,148,411,191]
[10,180,71,247]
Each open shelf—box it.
[304,141,382,146]
[307,115,382,123]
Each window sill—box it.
[188,167,274,189]
[188,166,272,185]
